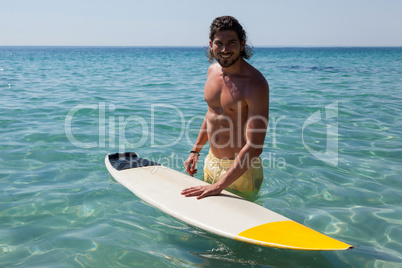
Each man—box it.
[181,16,269,199]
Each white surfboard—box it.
[105,152,353,251]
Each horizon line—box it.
[1,45,401,48]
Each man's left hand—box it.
[181,184,223,199]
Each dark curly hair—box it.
[207,16,253,62]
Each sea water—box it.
[0,46,401,267]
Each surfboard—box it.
[105,152,353,251]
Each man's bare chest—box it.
[204,77,246,114]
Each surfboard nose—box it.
[235,220,353,251]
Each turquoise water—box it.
[1,46,401,267]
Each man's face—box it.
[210,30,245,68]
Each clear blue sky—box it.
[1,0,401,46]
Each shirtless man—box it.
[181,16,269,199]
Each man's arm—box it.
[184,65,214,176]
[184,115,208,176]
[182,79,269,199]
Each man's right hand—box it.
[184,152,199,176]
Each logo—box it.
[302,101,339,166]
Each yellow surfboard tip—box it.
[235,220,353,251]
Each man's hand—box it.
[184,152,199,177]
[181,183,223,199]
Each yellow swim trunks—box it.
[203,150,263,192]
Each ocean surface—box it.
[0,46,401,267]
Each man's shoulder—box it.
[247,64,269,90]
[246,61,266,79]
[241,63,269,102]
[207,63,221,75]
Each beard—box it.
[215,53,241,68]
